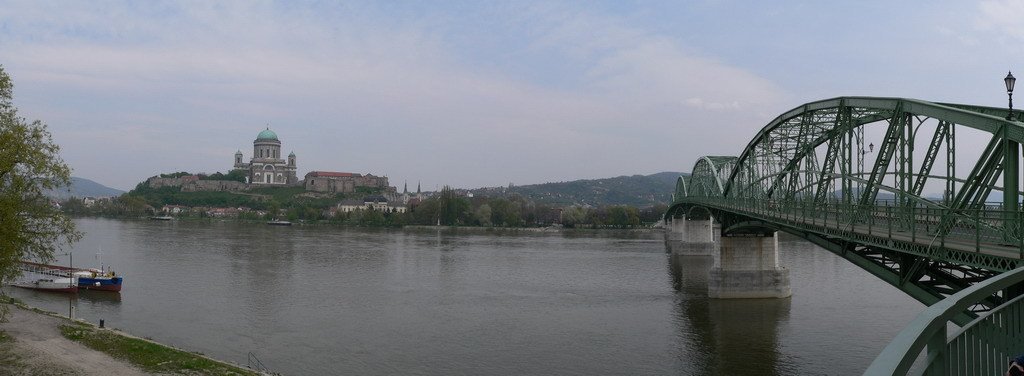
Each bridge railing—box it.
[862,266,1024,376]
[676,197,1024,258]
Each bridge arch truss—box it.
[667,97,1024,317]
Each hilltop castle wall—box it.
[181,180,249,192]
[146,175,199,188]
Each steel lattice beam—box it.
[667,96,1024,315]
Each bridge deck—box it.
[684,199,1024,270]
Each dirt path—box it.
[0,304,151,376]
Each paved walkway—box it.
[0,304,150,376]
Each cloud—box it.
[0,1,790,190]
[976,0,1024,40]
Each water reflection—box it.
[667,251,793,375]
[78,290,122,304]
[668,254,713,293]
[4,219,923,375]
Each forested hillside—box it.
[471,172,686,207]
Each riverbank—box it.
[72,214,664,233]
[402,224,661,234]
[0,297,262,375]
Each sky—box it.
[1,0,1023,191]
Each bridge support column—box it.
[708,232,791,299]
[667,218,717,256]
[665,217,685,243]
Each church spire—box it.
[417,181,421,194]
[403,181,408,194]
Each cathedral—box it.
[233,128,298,185]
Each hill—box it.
[471,172,686,207]
[45,177,125,199]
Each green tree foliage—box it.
[126,186,261,210]
[437,186,469,225]
[266,201,281,220]
[488,198,521,227]
[606,206,640,228]
[410,199,439,224]
[474,204,492,226]
[560,206,588,228]
[199,169,247,183]
[0,66,82,309]
[471,172,683,207]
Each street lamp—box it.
[1006,71,1016,120]
[57,251,74,318]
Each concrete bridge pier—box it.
[665,218,718,256]
[664,217,685,243]
[708,231,791,299]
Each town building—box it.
[233,128,298,186]
[161,205,189,214]
[335,195,407,214]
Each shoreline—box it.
[0,297,264,375]
[401,224,662,234]
[72,215,664,233]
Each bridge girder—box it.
[666,96,1024,314]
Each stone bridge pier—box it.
[708,231,791,299]
[664,217,718,256]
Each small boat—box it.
[149,216,173,221]
[73,270,124,292]
[13,277,78,293]
[267,220,292,226]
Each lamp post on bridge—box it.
[1004,71,1020,244]
[1006,71,1016,120]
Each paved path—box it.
[0,304,150,376]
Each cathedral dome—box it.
[256,128,279,141]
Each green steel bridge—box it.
[663,96,1024,374]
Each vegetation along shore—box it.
[58,173,676,229]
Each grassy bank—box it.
[1,296,263,376]
[60,321,260,375]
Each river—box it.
[3,218,923,375]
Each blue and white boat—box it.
[73,269,123,292]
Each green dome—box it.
[256,128,278,141]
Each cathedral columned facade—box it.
[233,128,298,185]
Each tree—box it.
[474,204,492,226]
[560,206,587,228]
[437,186,469,226]
[489,198,521,227]
[0,66,82,316]
[607,205,640,227]
[410,199,439,225]
[265,200,281,220]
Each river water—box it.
[3,218,923,375]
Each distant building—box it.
[233,128,298,186]
[205,207,241,218]
[336,199,364,213]
[305,171,390,193]
[335,196,407,213]
[146,174,200,189]
[161,205,189,214]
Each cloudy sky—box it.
[1,1,1022,191]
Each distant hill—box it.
[45,177,125,199]
[471,172,686,207]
